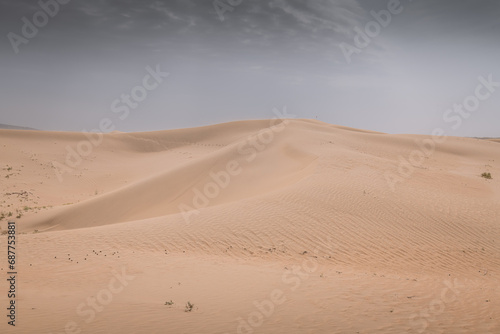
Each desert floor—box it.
[1,119,499,333]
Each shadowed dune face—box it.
[20,121,319,231]
[0,119,499,334]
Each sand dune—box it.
[0,123,37,130]
[1,119,499,333]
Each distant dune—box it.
[474,136,500,142]
[0,123,37,130]
[1,119,498,334]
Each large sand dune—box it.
[1,119,499,333]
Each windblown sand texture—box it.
[1,119,499,333]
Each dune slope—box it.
[0,119,499,334]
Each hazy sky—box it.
[1,0,499,136]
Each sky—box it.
[0,0,499,136]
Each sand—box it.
[0,119,499,333]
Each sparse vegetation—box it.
[165,300,174,306]
[481,172,492,179]
[185,301,194,312]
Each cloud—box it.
[269,0,364,35]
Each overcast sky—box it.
[1,0,499,136]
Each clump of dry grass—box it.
[481,172,492,179]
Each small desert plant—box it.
[16,213,22,219]
[185,301,194,312]
[481,172,492,179]
[165,300,174,306]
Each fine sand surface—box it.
[0,119,499,334]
